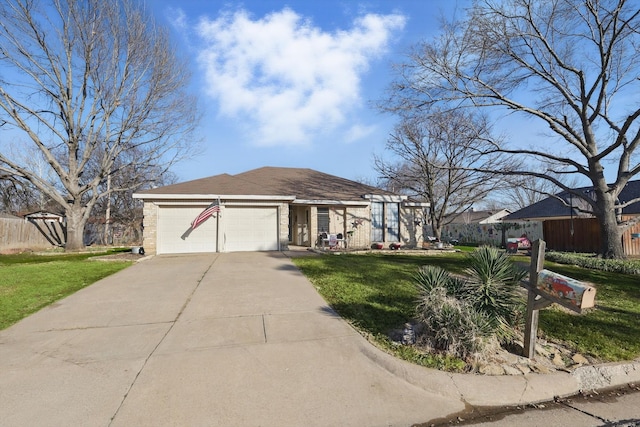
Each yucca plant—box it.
[414,265,465,298]
[462,246,527,341]
[415,286,492,359]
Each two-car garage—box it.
[155,204,281,254]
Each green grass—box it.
[0,251,132,330]
[292,252,640,368]
[538,261,640,361]
[293,252,470,370]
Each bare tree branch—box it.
[382,0,640,258]
[0,0,200,250]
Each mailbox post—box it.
[522,239,596,359]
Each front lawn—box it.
[292,252,640,368]
[0,250,133,330]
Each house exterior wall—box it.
[142,201,159,254]
[399,206,427,248]
[142,199,424,253]
[345,205,371,249]
[277,202,289,251]
[443,221,543,246]
[309,205,371,249]
[140,199,289,254]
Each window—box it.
[371,202,399,242]
[371,202,383,241]
[386,203,399,242]
[317,207,329,234]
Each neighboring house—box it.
[441,209,542,247]
[505,181,640,256]
[445,208,512,225]
[133,167,429,254]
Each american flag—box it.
[191,200,221,229]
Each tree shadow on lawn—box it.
[327,294,416,337]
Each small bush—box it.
[463,246,527,341]
[415,264,465,297]
[545,252,640,275]
[416,286,492,359]
[413,247,527,360]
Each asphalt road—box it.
[420,384,640,427]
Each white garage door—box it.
[222,206,279,252]
[157,206,218,254]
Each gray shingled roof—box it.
[505,180,640,220]
[139,167,397,201]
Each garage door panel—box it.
[158,206,217,254]
[223,207,278,252]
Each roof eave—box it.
[292,199,370,206]
[133,193,296,202]
[362,194,408,202]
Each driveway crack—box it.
[262,314,268,343]
[108,256,218,426]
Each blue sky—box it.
[147,0,472,184]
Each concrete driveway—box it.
[0,252,465,427]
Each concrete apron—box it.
[0,252,464,427]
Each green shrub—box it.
[413,247,527,359]
[414,264,465,296]
[463,246,527,341]
[545,252,640,275]
[416,286,492,359]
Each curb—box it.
[358,336,640,407]
[572,360,640,391]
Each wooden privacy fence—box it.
[543,216,640,256]
[0,217,63,252]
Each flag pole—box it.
[216,196,221,252]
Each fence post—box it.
[523,239,546,359]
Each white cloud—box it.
[196,8,405,146]
[166,7,187,31]
[344,123,378,143]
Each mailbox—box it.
[536,269,596,312]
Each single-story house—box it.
[504,181,640,256]
[133,167,430,254]
[445,208,511,225]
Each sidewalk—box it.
[0,251,638,426]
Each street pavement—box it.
[424,384,640,426]
[0,251,638,426]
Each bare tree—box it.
[0,0,199,250]
[499,171,579,210]
[374,109,515,240]
[91,166,177,245]
[384,0,640,258]
[0,174,39,214]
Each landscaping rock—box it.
[572,353,589,365]
[479,364,505,376]
[502,365,522,376]
[553,353,566,367]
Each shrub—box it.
[463,246,527,341]
[414,264,465,297]
[545,252,640,275]
[413,247,527,360]
[415,286,492,359]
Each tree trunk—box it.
[599,206,625,259]
[65,205,87,251]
